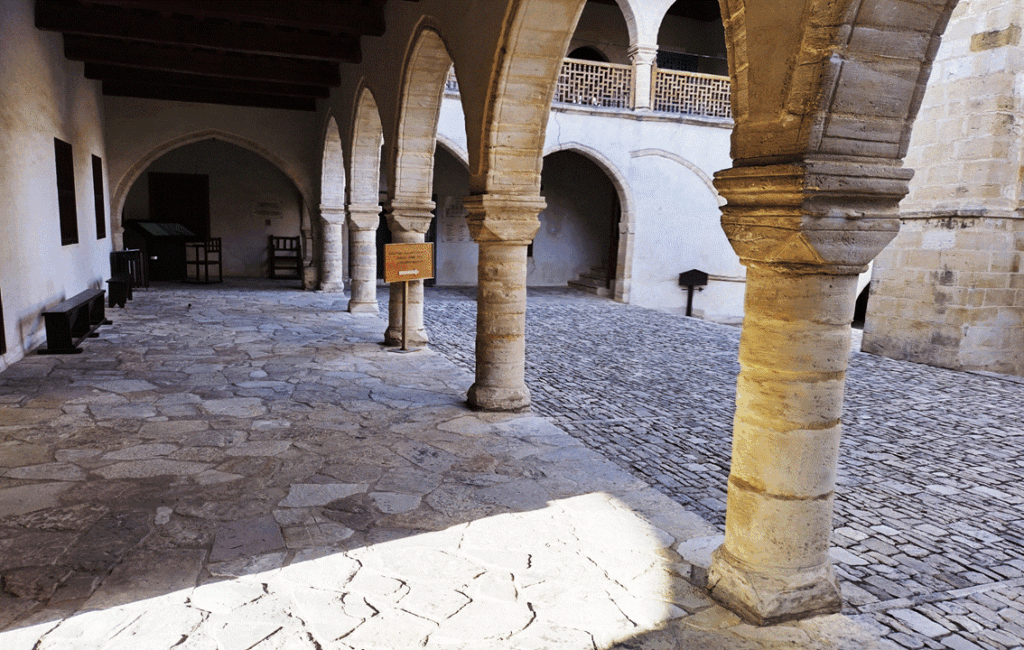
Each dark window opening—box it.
[568,46,609,62]
[54,138,78,246]
[92,155,106,239]
[0,287,6,355]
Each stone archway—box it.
[119,138,307,281]
[543,143,636,302]
[112,129,317,288]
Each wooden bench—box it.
[268,235,302,279]
[38,288,109,355]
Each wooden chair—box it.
[184,238,223,284]
[268,235,302,279]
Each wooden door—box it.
[148,172,210,240]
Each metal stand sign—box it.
[383,242,434,351]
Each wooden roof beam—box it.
[102,80,317,111]
[38,0,361,61]
[81,0,389,35]
[64,35,342,86]
[84,64,330,98]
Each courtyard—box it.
[0,280,1020,649]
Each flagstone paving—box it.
[415,286,1024,650]
[0,280,892,650]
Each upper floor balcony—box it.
[445,58,732,122]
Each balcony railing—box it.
[555,59,633,109]
[653,68,732,118]
[444,59,732,121]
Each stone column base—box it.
[467,382,530,412]
[319,282,346,293]
[347,300,378,315]
[384,326,429,347]
[707,546,842,626]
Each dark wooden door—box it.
[148,172,210,240]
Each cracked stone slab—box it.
[0,483,71,517]
[279,483,367,507]
[210,516,285,562]
[93,459,211,479]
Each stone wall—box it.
[864,0,1024,376]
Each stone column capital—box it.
[320,204,346,224]
[714,158,915,274]
[385,198,435,234]
[464,194,545,244]
[627,44,658,65]
[347,202,381,230]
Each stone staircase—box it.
[568,266,612,297]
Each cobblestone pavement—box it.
[411,286,1024,650]
[0,280,892,650]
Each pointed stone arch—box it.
[545,142,636,302]
[319,115,347,291]
[387,22,453,206]
[346,84,386,314]
[350,85,385,207]
[111,129,316,287]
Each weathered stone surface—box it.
[210,516,285,562]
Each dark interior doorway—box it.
[148,172,210,240]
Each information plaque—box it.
[384,243,434,283]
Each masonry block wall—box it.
[864,0,1024,376]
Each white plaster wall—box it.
[122,140,303,277]
[0,0,111,368]
[103,97,321,232]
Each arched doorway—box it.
[121,139,304,281]
[536,150,621,295]
[656,0,727,74]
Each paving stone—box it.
[888,609,952,638]
[0,281,1016,650]
[210,515,286,562]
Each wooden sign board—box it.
[384,242,434,283]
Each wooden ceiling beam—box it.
[84,64,330,98]
[64,35,342,86]
[81,0,389,35]
[102,79,317,111]
[37,0,361,61]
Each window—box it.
[0,287,5,355]
[54,138,78,245]
[92,155,106,239]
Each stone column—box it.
[628,45,657,111]
[300,204,316,290]
[464,194,544,411]
[383,199,434,346]
[346,203,381,314]
[319,205,346,292]
[707,160,912,625]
